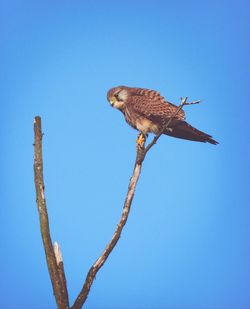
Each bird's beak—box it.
[109,96,116,106]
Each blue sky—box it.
[1,1,249,308]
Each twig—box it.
[136,97,200,163]
[33,116,69,309]
[144,97,188,154]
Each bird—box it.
[107,86,218,145]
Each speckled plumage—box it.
[107,86,218,145]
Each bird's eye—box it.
[114,93,121,101]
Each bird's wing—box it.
[126,89,185,125]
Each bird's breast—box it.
[135,118,160,135]
[124,107,160,134]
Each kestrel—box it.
[107,86,218,145]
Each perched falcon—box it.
[107,86,218,145]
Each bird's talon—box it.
[137,133,146,147]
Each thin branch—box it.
[72,97,199,308]
[71,162,142,309]
[33,116,69,309]
[136,97,200,163]
[144,97,188,155]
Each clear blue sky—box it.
[1,1,249,308]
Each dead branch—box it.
[71,162,142,308]
[71,97,196,308]
[33,116,69,309]
[136,97,200,163]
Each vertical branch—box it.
[33,116,69,309]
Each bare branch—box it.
[71,96,200,308]
[33,116,69,309]
[144,97,187,154]
[71,162,142,309]
[136,97,200,163]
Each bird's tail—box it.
[163,121,218,145]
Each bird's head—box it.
[107,86,129,110]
